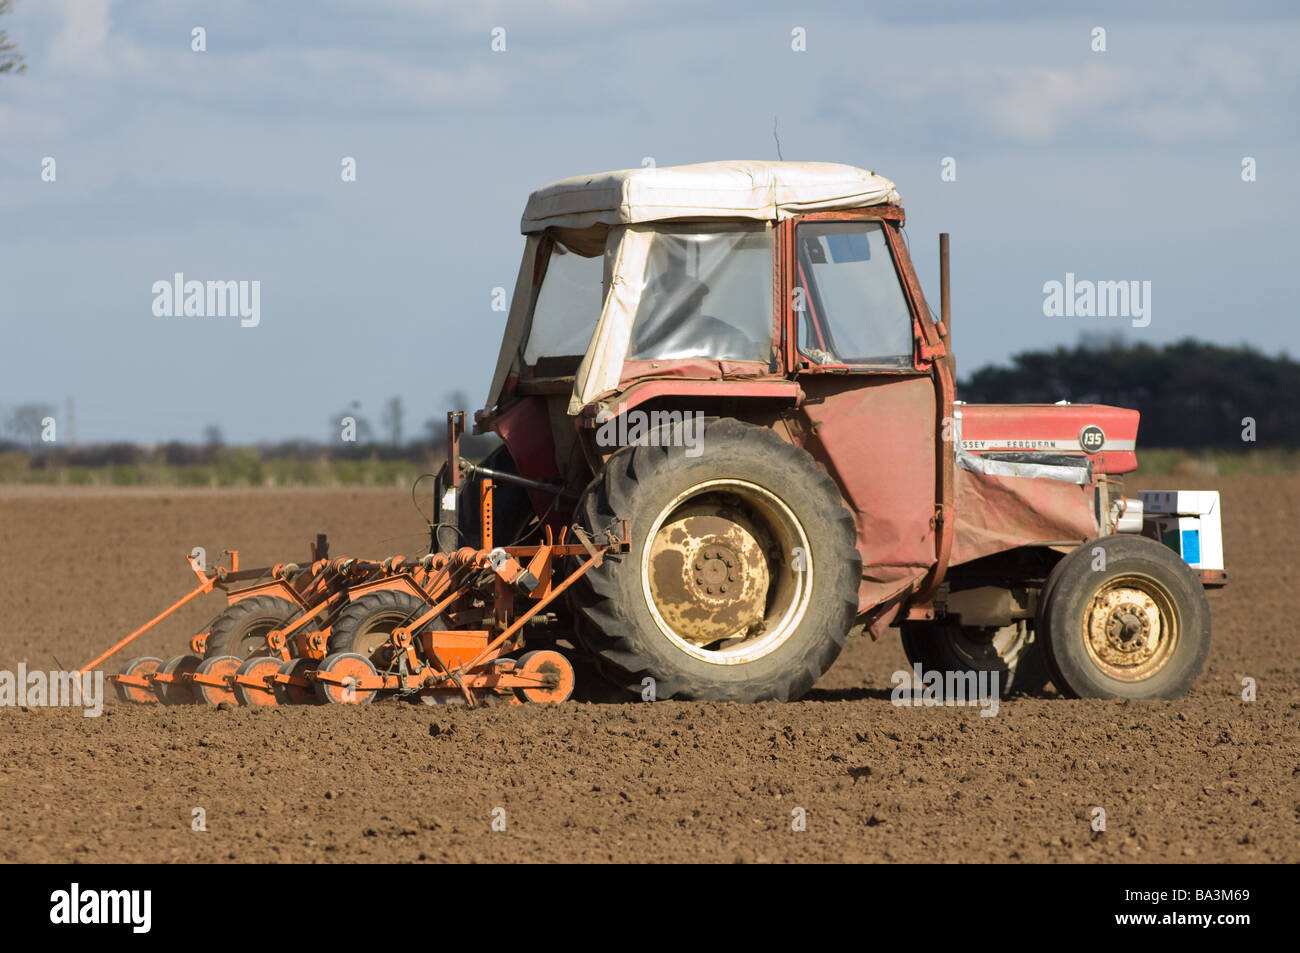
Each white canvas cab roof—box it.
[521,160,899,236]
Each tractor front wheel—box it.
[1037,535,1210,699]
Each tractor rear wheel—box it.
[205,595,309,661]
[899,619,1050,697]
[570,417,860,702]
[1037,535,1210,699]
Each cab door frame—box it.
[777,208,956,622]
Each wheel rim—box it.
[234,617,287,659]
[316,654,378,704]
[116,657,162,705]
[1083,574,1179,681]
[347,610,408,664]
[516,650,575,704]
[640,479,813,665]
[234,656,283,707]
[195,655,242,705]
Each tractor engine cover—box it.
[958,403,1140,474]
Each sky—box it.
[1,0,1296,444]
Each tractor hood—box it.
[955,403,1139,475]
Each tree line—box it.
[0,392,497,466]
[4,340,1296,459]
[958,337,1298,449]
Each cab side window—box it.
[794,221,914,368]
[628,224,774,363]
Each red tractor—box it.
[456,160,1225,703]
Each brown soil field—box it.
[1,476,1296,863]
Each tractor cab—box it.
[483,161,911,420]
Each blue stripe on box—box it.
[1181,529,1201,565]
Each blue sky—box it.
[1,1,1296,443]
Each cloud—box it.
[1124,101,1245,142]
[47,0,115,73]
[978,62,1139,143]
[6,3,1299,442]
[369,0,641,28]
[831,21,1300,148]
[0,103,63,138]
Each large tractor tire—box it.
[1037,535,1210,699]
[899,619,1051,697]
[569,417,860,702]
[205,595,309,661]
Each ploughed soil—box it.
[0,477,1296,863]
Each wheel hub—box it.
[354,614,405,664]
[360,627,389,659]
[692,543,741,598]
[1105,605,1150,650]
[1086,584,1172,678]
[647,502,771,647]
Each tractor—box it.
[455,160,1226,702]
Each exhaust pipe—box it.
[939,232,951,351]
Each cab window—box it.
[794,221,914,368]
[627,224,774,363]
[523,240,606,369]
